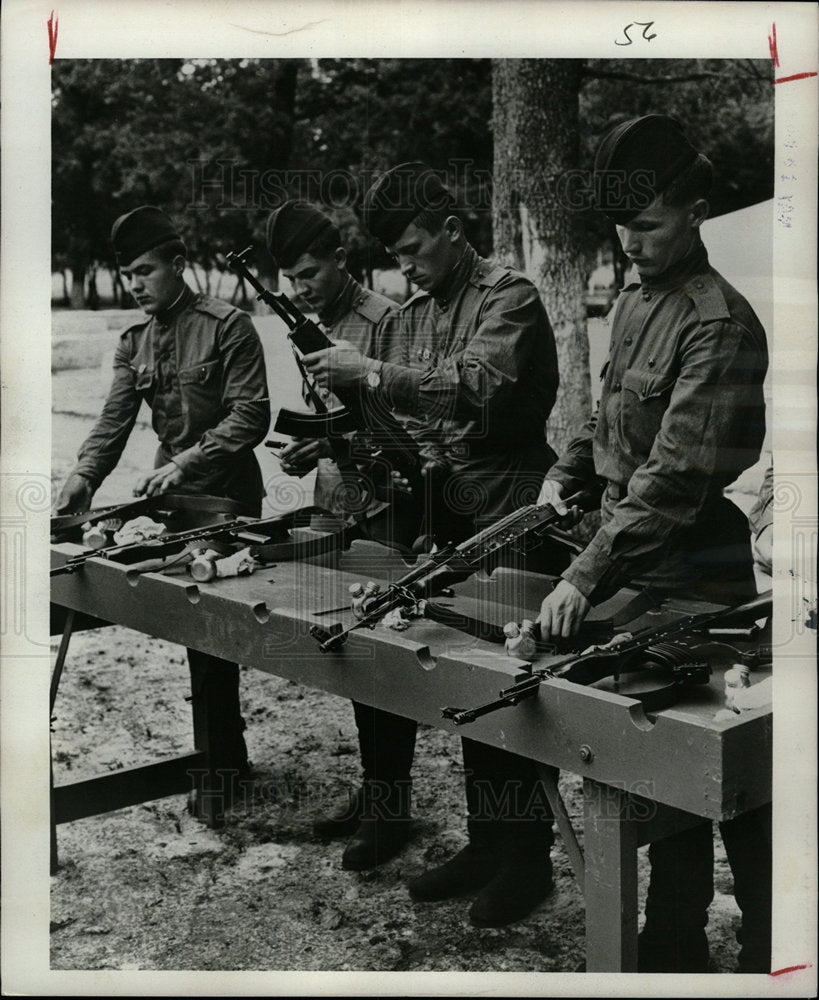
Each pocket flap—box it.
[178,360,219,384]
[130,366,155,390]
[622,367,675,401]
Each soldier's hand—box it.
[134,461,185,497]
[537,478,568,513]
[538,579,591,639]
[280,438,329,476]
[301,341,368,391]
[537,477,583,527]
[55,473,95,514]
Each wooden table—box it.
[51,539,772,971]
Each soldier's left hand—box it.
[134,461,185,497]
[302,341,368,391]
[538,579,591,639]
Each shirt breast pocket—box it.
[177,359,221,413]
[130,365,155,397]
[620,366,677,457]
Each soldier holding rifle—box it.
[301,162,568,927]
[55,206,270,783]
[536,116,771,972]
[265,200,400,532]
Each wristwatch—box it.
[365,359,383,391]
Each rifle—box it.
[310,492,591,652]
[50,505,337,577]
[441,589,773,724]
[225,247,424,511]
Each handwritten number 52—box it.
[616,21,657,46]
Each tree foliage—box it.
[52,57,773,305]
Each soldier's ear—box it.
[444,215,463,243]
[172,254,186,277]
[334,247,347,270]
[689,198,709,229]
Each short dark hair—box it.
[305,224,342,260]
[151,237,188,263]
[662,153,713,207]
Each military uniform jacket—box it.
[373,245,559,523]
[549,242,768,603]
[310,275,396,515]
[74,284,270,503]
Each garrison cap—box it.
[363,161,454,245]
[265,200,335,269]
[593,115,700,223]
[111,206,181,267]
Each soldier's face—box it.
[121,250,184,314]
[284,250,345,314]
[388,218,461,294]
[616,195,706,278]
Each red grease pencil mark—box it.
[774,72,818,85]
[47,10,59,65]
[768,23,779,67]
[770,963,811,977]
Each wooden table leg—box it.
[583,777,639,972]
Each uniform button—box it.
[613,381,622,392]
[695,281,704,290]
[439,302,448,313]
[624,337,632,346]
[641,291,652,301]
[648,359,655,367]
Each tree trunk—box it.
[492,59,591,456]
[69,263,86,309]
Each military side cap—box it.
[593,115,699,223]
[111,206,181,266]
[265,200,334,269]
[363,161,454,245]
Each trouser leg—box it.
[719,804,772,973]
[640,821,714,972]
[352,700,417,819]
[461,738,555,854]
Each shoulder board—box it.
[469,259,509,289]
[682,274,731,323]
[119,316,150,339]
[353,289,396,324]
[191,295,240,321]
[398,288,430,312]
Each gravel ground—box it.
[49,309,762,976]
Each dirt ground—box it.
[49,309,765,975]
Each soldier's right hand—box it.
[55,472,95,514]
[279,437,330,476]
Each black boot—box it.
[313,786,367,840]
[468,823,554,927]
[341,777,413,870]
[341,813,414,871]
[408,842,496,901]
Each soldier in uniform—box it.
[266,200,397,529]
[536,116,771,972]
[264,200,423,864]
[302,163,565,927]
[56,205,270,783]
